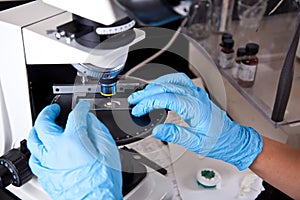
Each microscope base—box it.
[124,167,174,200]
[6,167,173,200]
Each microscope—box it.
[0,0,193,199]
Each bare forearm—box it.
[250,136,300,199]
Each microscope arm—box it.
[43,0,192,26]
[114,0,192,26]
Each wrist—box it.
[200,103,263,170]
[229,126,263,170]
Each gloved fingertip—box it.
[46,104,61,118]
[72,100,91,116]
[35,104,61,125]
[131,105,145,117]
[128,91,143,104]
[77,99,91,109]
[127,95,134,104]
[152,124,164,135]
[153,123,184,145]
[50,103,61,113]
[152,124,171,142]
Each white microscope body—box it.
[0,1,174,199]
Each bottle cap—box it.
[223,38,234,49]
[245,43,259,55]
[222,33,232,41]
[237,47,246,57]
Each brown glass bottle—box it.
[232,47,246,79]
[237,43,259,88]
[218,38,234,69]
[219,33,232,56]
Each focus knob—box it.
[0,140,33,188]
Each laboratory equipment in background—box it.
[184,0,212,41]
[237,0,267,29]
[211,0,235,33]
[272,0,300,123]
[0,1,195,199]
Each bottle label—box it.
[218,51,234,69]
[238,63,257,81]
[231,62,240,79]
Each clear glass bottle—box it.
[238,43,259,87]
[218,38,234,69]
[185,0,212,41]
[211,0,235,33]
[232,47,246,79]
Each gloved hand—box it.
[128,73,263,170]
[27,100,122,200]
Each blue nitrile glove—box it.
[27,100,122,200]
[128,73,263,170]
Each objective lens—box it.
[100,83,117,97]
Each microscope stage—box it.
[51,92,167,146]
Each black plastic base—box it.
[0,188,21,200]
[120,149,147,196]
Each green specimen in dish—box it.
[201,170,215,179]
[196,169,218,188]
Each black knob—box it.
[0,165,12,188]
[0,140,33,188]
